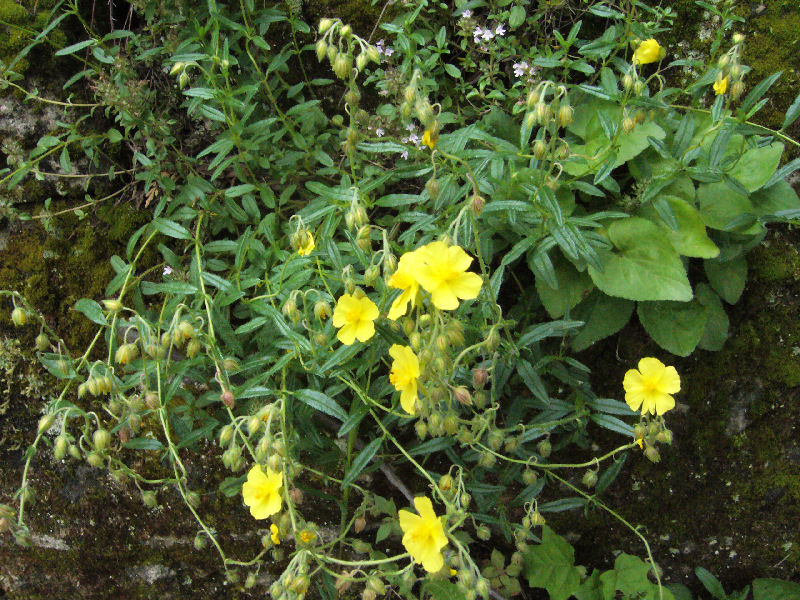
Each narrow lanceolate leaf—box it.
[294,389,348,422]
[342,437,383,488]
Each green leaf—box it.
[571,291,634,351]
[342,437,383,488]
[73,298,107,325]
[602,554,670,600]
[535,252,593,318]
[443,63,461,78]
[637,299,708,356]
[727,142,784,192]
[523,526,583,600]
[219,475,247,497]
[122,438,165,450]
[509,5,526,28]
[588,218,692,302]
[751,180,800,217]
[705,256,747,304]
[696,182,762,234]
[153,217,193,240]
[55,39,96,56]
[696,283,729,351]
[639,195,719,258]
[666,583,695,600]
[695,567,728,600]
[421,580,468,600]
[294,389,348,423]
[782,90,800,130]
[753,578,800,600]
[574,570,603,600]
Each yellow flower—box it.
[297,232,315,256]
[415,241,483,310]
[242,464,283,520]
[633,38,663,65]
[398,497,448,573]
[332,293,379,345]
[389,344,421,415]
[713,75,728,95]
[387,250,423,320]
[422,129,438,150]
[298,529,316,544]
[623,357,681,416]
[270,523,281,545]
[449,568,458,577]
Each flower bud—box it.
[732,33,745,44]
[219,425,234,446]
[35,333,49,352]
[535,101,549,124]
[439,473,453,492]
[526,90,539,108]
[11,307,27,326]
[476,524,491,541]
[623,74,634,90]
[184,338,201,358]
[425,177,440,200]
[37,414,55,435]
[129,413,142,431]
[368,46,381,63]
[525,111,537,129]
[633,423,647,439]
[86,451,104,468]
[93,429,111,450]
[472,368,489,389]
[364,264,380,286]
[731,80,745,100]
[345,88,361,106]
[339,24,351,38]
[327,45,338,64]
[485,328,500,352]
[268,453,282,472]
[557,104,574,127]
[656,429,673,445]
[186,491,201,508]
[194,532,207,550]
[582,470,598,488]
[102,299,122,313]
[247,415,262,436]
[69,444,81,459]
[316,39,328,61]
[522,468,537,486]
[54,435,68,460]
[718,54,730,70]
[318,18,333,33]
[334,54,350,79]
[356,52,368,71]
[454,386,472,406]
[645,445,661,463]
[460,493,471,508]
[537,439,551,458]
[354,516,367,533]
[633,80,645,95]
[169,61,184,76]
[622,117,635,133]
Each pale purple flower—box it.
[408,133,420,146]
[513,61,529,78]
[375,128,385,137]
[400,150,409,160]
[384,47,394,57]
[461,9,472,19]
[163,266,173,276]
[406,123,416,132]
[481,28,495,41]
[379,89,389,96]
[495,24,506,37]
[473,26,484,42]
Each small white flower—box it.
[481,28,495,41]
[163,266,173,276]
[513,61,529,78]
[495,24,506,37]
[375,128,385,137]
[400,150,409,159]
[406,123,416,132]
[408,133,420,146]
[473,26,483,42]
[384,47,394,57]
[462,9,472,19]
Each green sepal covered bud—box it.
[37,414,55,435]
[186,491,201,508]
[142,491,157,507]
[318,18,333,33]
[247,415,262,436]
[581,469,598,488]
[339,24,351,38]
[35,333,49,352]
[54,435,68,460]
[316,39,328,61]
[219,424,234,446]
[93,429,111,450]
[86,452,105,468]
[645,445,661,463]
[367,46,381,63]
[476,524,491,540]
[102,299,122,313]
[11,307,27,326]
[355,52,368,71]
[537,438,552,458]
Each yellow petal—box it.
[413,496,436,520]
[637,357,665,378]
[398,508,420,534]
[660,366,681,394]
[400,383,417,415]
[388,288,413,320]
[358,297,380,320]
[353,319,376,342]
[653,392,676,415]
[449,271,482,300]
[337,323,358,345]
[430,286,460,310]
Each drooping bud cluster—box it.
[315,18,381,83]
[713,33,747,99]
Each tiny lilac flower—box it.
[400,150,409,159]
[384,47,394,57]
[481,28,495,41]
[473,26,483,42]
[406,123,416,132]
[495,24,506,37]
[376,128,385,137]
[513,61,529,78]
[462,9,472,19]
[408,133,420,146]
[163,266,173,276]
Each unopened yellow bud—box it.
[11,307,27,326]
[339,24,351,38]
[316,39,328,61]
[93,429,111,450]
[318,18,333,33]
[35,333,49,352]
[38,414,55,434]
[356,53,368,71]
